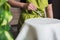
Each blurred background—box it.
[53,0,60,19]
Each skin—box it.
[46,4,53,18]
[8,0,53,18]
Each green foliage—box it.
[0,0,6,6]
[0,0,13,40]
[0,0,12,26]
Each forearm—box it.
[46,4,53,18]
[8,0,28,8]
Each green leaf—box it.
[0,0,7,6]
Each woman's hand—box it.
[25,3,37,11]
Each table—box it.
[16,18,60,40]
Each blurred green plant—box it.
[0,0,13,40]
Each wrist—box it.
[21,3,29,9]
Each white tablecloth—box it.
[16,18,60,40]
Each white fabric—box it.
[16,18,60,40]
